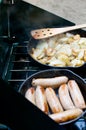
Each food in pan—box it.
[49,108,83,123]
[25,76,86,123]
[25,87,35,105]
[31,33,86,67]
[58,84,75,110]
[35,86,49,114]
[68,80,86,109]
[32,76,68,88]
[45,87,63,113]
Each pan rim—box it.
[27,36,86,69]
[19,68,86,125]
[19,68,86,91]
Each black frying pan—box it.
[27,29,86,69]
[19,69,86,125]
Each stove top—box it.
[0,1,86,130]
[3,41,86,130]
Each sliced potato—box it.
[31,33,86,67]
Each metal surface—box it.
[1,0,14,4]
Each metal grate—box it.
[3,40,86,91]
[3,41,43,91]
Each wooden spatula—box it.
[31,24,86,39]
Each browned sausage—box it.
[25,87,35,105]
[35,86,49,114]
[49,108,83,123]
[58,84,75,110]
[68,80,86,109]
[32,76,68,88]
[45,87,63,113]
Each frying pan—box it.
[27,29,86,69]
[19,69,86,125]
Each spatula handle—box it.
[31,24,86,39]
[62,24,86,32]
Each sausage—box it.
[49,108,83,123]
[58,84,75,110]
[45,87,63,113]
[25,87,35,105]
[35,86,49,114]
[32,76,68,88]
[68,80,86,109]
